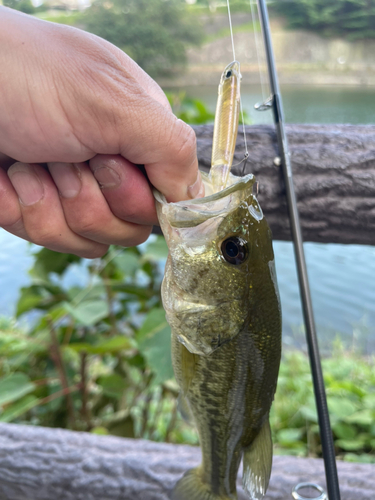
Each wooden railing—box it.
[194,124,375,245]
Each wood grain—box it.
[190,124,375,245]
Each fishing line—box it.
[249,0,269,103]
[255,1,341,499]
[226,0,249,166]
[226,0,236,61]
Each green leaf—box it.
[107,413,135,438]
[91,426,109,435]
[327,397,357,420]
[336,438,367,451]
[68,284,105,303]
[333,422,357,440]
[92,336,133,353]
[63,299,109,326]
[136,308,173,384]
[363,394,375,410]
[16,287,45,316]
[69,336,133,355]
[113,252,140,276]
[0,373,36,406]
[345,409,374,426]
[142,237,169,260]
[344,453,375,464]
[97,374,126,399]
[137,308,167,343]
[31,248,81,278]
[300,405,318,423]
[0,395,38,422]
[276,428,304,445]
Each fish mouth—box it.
[156,172,254,206]
[154,172,256,229]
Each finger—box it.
[117,102,203,203]
[89,155,158,226]
[52,35,203,202]
[0,164,31,240]
[0,152,15,170]
[91,37,202,201]
[7,162,109,258]
[143,118,204,203]
[48,161,152,246]
[0,164,22,226]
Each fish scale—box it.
[155,170,281,500]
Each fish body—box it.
[154,172,281,500]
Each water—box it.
[1,85,374,349]
[181,83,375,125]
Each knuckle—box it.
[170,121,197,165]
[121,225,152,248]
[2,217,24,233]
[69,213,107,239]
[77,244,109,260]
[26,224,60,248]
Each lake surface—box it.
[182,83,375,125]
[1,84,374,351]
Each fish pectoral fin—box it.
[242,418,273,500]
[177,393,194,425]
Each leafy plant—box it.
[80,0,204,77]
[271,0,375,40]
[271,340,375,463]
[0,240,194,444]
[3,0,35,14]
[2,270,375,463]
[167,91,215,124]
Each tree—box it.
[271,0,375,40]
[81,0,204,77]
[4,0,35,13]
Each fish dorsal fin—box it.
[242,418,273,500]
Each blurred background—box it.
[0,0,374,464]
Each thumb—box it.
[143,115,204,202]
[113,93,203,202]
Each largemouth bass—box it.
[154,60,281,500]
[154,172,281,500]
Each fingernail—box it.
[49,162,81,198]
[8,163,44,206]
[187,170,204,199]
[92,166,121,189]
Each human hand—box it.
[0,7,203,258]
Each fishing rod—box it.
[254,1,341,499]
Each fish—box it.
[153,61,281,500]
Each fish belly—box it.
[171,325,279,500]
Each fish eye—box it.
[221,237,248,265]
[225,70,232,78]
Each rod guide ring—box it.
[292,482,327,500]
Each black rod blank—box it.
[255,1,341,499]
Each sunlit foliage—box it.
[271,0,375,40]
[81,0,204,77]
